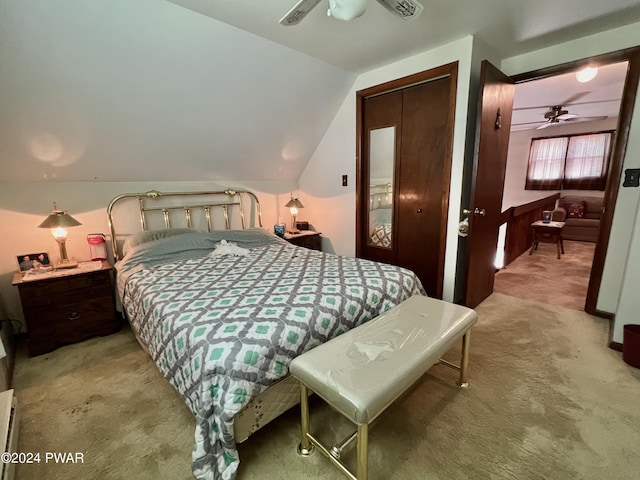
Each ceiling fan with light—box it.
[512,93,609,130]
[523,104,608,130]
[280,0,423,26]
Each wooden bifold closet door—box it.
[356,64,457,298]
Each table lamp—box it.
[285,195,304,233]
[38,203,82,268]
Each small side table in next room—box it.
[529,220,566,259]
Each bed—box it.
[369,183,393,248]
[107,189,425,480]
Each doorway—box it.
[495,62,627,311]
[462,47,640,316]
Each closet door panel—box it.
[396,77,453,297]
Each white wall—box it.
[0,0,356,183]
[0,180,297,329]
[299,36,479,302]
[501,22,640,344]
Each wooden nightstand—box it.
[283,231,322,251]
[12,261,120,357]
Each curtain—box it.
[525,137,568,190]
[525,131,612,191]
[563,133,612,190]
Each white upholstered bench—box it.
[289,295,478,480]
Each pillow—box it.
[122,228,196,256]
[563,201,586,218]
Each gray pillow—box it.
[122,228,196,256]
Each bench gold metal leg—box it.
[356,423,368,480]
[297,383,314,456]
[331,430,358,459]
[457,330,471,388]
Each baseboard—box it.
[591,309,615,321]
[602,311,621,352]
[609,340,623,352]
[586,308,620,351]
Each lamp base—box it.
[55,260,78,269]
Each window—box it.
[525,131,613,191]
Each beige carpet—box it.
[12,293,640,480]
[494,240,596,311]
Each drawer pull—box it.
[68,312,81,321]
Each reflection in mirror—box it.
[368,126,395,249]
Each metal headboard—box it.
[369,183,393,210]
[106,189,263,261]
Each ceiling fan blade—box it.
[537,122,554,130]
[376,0,424,20]
[513,90,596,111]
[280,0,322,26]
[560,91,591,106]
[511,121,546,126]
[563,115,609,123]
[556,113,578,120]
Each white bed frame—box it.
[106,189,301,442]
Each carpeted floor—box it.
[494,240,595,311]
[11,292,640,480]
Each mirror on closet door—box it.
[368,126,395,249]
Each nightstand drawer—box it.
[55,297,117,337]
[71,283,113,303]
[18,278,69,306]
[21,308,57,336]
[23,293,72,310]
[68,271,111,290]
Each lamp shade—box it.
[285,198,304,209]
[38,209,82,229]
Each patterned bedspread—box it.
[370,223,392,248]
[117,230,425,480]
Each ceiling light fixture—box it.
[327,0,368,21]
[576,66,598,83]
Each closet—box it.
[356,63,457,298]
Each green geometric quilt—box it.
[121,240,424,480]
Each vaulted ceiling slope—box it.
[0,0,356,182]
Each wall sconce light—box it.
[38,202,82,268]
[284,194,304,234]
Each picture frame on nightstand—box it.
[16,252,51,272]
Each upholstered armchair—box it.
[551,207,567,222]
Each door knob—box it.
[417,208,423,213]
[463,208,486,216]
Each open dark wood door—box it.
[464,61,515,308]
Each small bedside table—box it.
[283,230,322,251]
[12,261,120,357]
